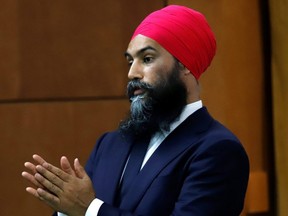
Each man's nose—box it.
[128,61,143,80]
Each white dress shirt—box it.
[58,100,203,216]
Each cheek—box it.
[142,72,158,86]
[142,65,169,86]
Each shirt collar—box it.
[162,100,203,136]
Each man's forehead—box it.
[126,35,163,55]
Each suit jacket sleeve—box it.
[171,139,249,216]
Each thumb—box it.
[60,156,75,176]
[74,158,86,179]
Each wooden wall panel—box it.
[0,0,164,100]
[17,1,126,99]
[168,0,269,215]
[0,0,20,99]
[0,100,129,216]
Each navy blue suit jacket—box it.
[85,107,249,216]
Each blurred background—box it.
[0,0,287,215]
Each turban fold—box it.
[131,5,216,79]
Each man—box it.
[22,5,249,216]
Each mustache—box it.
[127,80,153,100]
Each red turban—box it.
[131,5,216,79]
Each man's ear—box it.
[178,61,191,75]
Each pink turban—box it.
[131,5,216,79]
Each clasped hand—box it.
[22,154,95,216]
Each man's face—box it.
[125,35,177,93]
[119,35,187,138]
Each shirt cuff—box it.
[57,199,103,216]
[85,198,104,216]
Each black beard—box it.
[119,63,187,139]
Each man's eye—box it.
[143,57,153,63]
[127,60,133,66]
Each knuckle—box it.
[55,169,62,177]
[46,163,52,170]
[51,174,58,183]
[50,183,59,194]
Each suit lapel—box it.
[95,133,134,204]
[119,107,214,210]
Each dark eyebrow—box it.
[124,46,157,58]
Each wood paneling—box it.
[270,1,288,215]
[0,0,20,99]
[0,100,129,216]
[0,0,164,100]
[246,171,269,213]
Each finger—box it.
[60,156,75,176]
[74,158,86,179]
[26,187,41,199]
[24,162,37,174]
[35,173,62,195]
[22,171,44,188]
[36,164,65,188]
[32,154,47,165]
[41,162,70,182]
[37,188,60,209]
